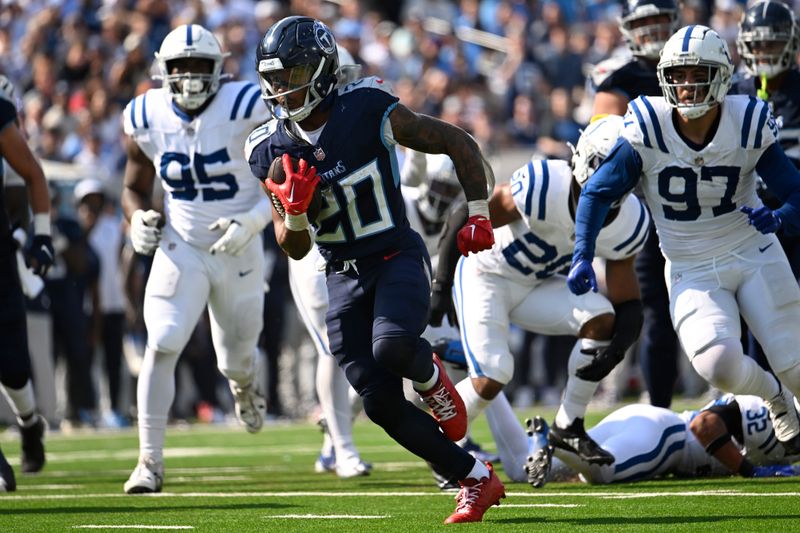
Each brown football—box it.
[265,155,323,222]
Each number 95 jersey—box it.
[123,81,271,249]
[623,95,777,262]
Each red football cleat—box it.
[444,462,506,524]
[417,354,467,441]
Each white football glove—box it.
[130,209,163,256]
[208,197,271,256]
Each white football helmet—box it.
[336,47,363,86]
[571,114,626,189]
[154,24,229,110]
[657,25,733,120]
[417,154,462,223]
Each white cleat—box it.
[124,457,163,494]
[765,383,800,443]
[231,382,266,434]
[335,458,372,479]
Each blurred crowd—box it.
[0,0,780,430]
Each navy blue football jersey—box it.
[592,56,661,101]
[248,77,418,261]
[0,97,17,235]
[730,68,800,167]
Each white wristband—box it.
[33,212,51,236]
[467,199,489,219]
[284,212,310,232]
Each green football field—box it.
[2,407,800,532]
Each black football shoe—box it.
[549,417,614,465]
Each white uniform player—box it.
[532,394,800,485]
[443,115,650,482]
[570,26,800,455]
[121,24,272,494]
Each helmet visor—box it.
[260,64,316,99]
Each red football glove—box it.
[265,154,320,216]
[457,215,494,256]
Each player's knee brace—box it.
[373,336,431,381]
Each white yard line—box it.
[498,504,584,508]
[72,526,193,530]
[6,489,800,500]
[264,514,389,519]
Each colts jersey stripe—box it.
[641,96,668,153]
[614,201,647,252]
[754,100,769,149]
[130,97,138,129]
[141,93,149,129]
[523,161,536,217]
[186,24,193,45]
[741,97,758,148]
[242,88,261,119]
[758,429,776,451]
[618,440,685,482]
[615,423,685,478]
[537,160,550,220]
[630,100,652,149]
[626,219,650,256]
[230,84,256,120]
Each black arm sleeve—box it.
[705,401,744,445]
[608,299,644,354]
[434,201,468,285]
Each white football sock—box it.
[555,338,610,428]
[485,391,528,482]
[465,458,490,481]
[316,354,359,463]
[413,363,438,392]
[0,379,36,421]
[137,347,180,464]
[455,377,490,423]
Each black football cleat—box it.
[20,414,46,473]
[0,445,15,492]
[549,417,614,465]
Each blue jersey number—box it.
[159,149,239,201]
[315,159,394,243]
[745,406,768,435]
[658,165,740,221]
[502,232,571,278]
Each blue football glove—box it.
[567,258,598,295]
[740,205,781,234]
[751,464,800,478]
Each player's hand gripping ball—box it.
[264,154,323,222]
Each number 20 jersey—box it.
[475,159,650,285]
[623,95,777,262]
[123,81,271,249]
[246,77,417,262]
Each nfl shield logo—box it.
[314,147,326,161]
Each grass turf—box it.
[2,406,799,532]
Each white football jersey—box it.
[623,95,777,262]
[123,81,270,249]
[475,159,650,285]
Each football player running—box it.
[248,17,503,524]
[434,115,648,483]
[0,74,53,491]
[121,24,272,494]
[569,26,800,457]
[527,393,800,486]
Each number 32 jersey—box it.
[623,95,777,261]
[123,81,270,249]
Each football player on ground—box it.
[0,74,53,491]
[433,115,648,484]
[527,393,800,486]
[592,0,683,409]
[248,16,503,523]
[568,26,800,458]
[121,24,272,494]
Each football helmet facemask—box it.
[256,16,339,122]
[155,24,228,110]
[657,25,733,120]
[620,0,680,60]
[738,1,799,79]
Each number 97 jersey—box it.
[123,81,271,250]
[623,94,777,262]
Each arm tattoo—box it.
[390,104,488,201]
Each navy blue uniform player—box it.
[0,75,54,491]
[590,0,682,408]
[731,1,800,372]
[247,17,503,524]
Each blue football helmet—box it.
[620,0,680,60]
[738,1,799,79]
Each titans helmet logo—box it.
[314,22,336,55]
